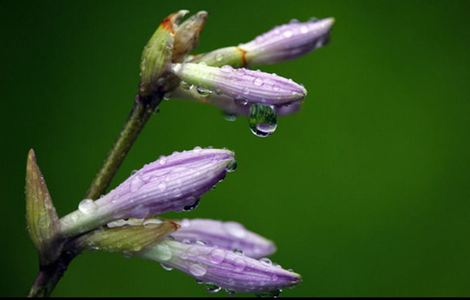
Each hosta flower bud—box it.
[170,63,306,106]
[60,148,235,237]
[239,18,334,65]
[193,17,334,67]
[171,219,276,258]
[140,10,188,96]
[173,11,208,62]
[140,239,301,293]
[25,149,61,265]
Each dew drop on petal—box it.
[225,160,237,173]
[233,257,246,272]
[209,248,226,264]
[78,199,98,215]
[260,257,273,266]
[189,263,207,277]
[224,222,246,238]
[253,78,264,86]
[154,243,172,261]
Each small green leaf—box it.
[25,149,61,265]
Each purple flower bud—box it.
[60,148,235,237]
[170,63,306,105]
[171,219,276,258]
[141,239,301,293]
[239,18,335,65]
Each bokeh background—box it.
[2,0,470,297]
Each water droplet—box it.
[215,53,224,62]
[155,243,172,261]
[78,199,98,215]
[130,175,145,192]
[196,86,212,97]
[157,182,167,192]
[235,97,249,106]
[160,263,173,271]
[183,197,200,211]
[249,104,278,138]
[196,240,207,246]
[223,222,246,238]
[226,160,237,172]
[189,263,207,277]
[180,219,191,228]
[221,65,232,72]
[283,30,293,38]
[206,284,222,293]
[233,248,244,255]
[233,257,246,272]
[163,93,172,101]
[260,257,272,266]
[143,219,163,226]
[159,157,167,165]
[300,26,309,34]
[223,112,237,122]
[253,78,263,86]
[209,248,226,264]
[193,146,202,153]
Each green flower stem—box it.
[85,93,163,200]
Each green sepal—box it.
[76,219,179,254]
[25,149,62,265]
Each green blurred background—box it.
[2,0,470,297]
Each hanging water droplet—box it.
[78,199,98,215]
[189,263,207,277]
[206,283,222,293]
[235,97,249,106]
[249,104,278,138]
[225,160,237,173]
[223,112,237,122]
[183,197,200,211]
[160,263,173,271]
[196,86,213,97]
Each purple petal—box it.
[240,18,335,65]
[170,63,306,105]
[171,219,276,258]
[60,148,235,237]
[141,239,301,293]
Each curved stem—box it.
[85,94,163,200]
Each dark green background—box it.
[2,0,470,297]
